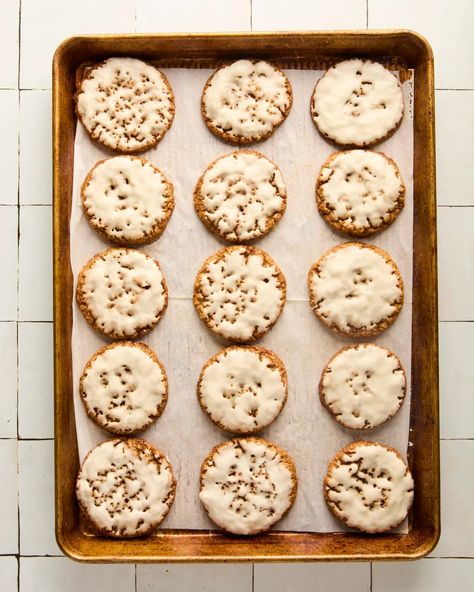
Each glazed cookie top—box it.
[324,441,414,533]
[76,57,174,153]
[316,150,405,237]
[199,438,297,535]
[320,344,406,430]
[202,60,292,144]
[198,346,287,433]
[193,246,286,342]
[311,59,404,147]
[81,156,174,245]
[76,439,175,537]
[194,150,287,242]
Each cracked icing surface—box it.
[324,441,414,533]
[199,438,297,535]
[311,59,404,147]
[80,342,168,435]
[193,246,286,343]
[194,150,287,242]
[76,439,175,537]
[76,57,174,153]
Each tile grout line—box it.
[369,561,373,591]
[251,562,254,592]
[134,563,137,592]
[249,0,253,30]
[366,0,369,29]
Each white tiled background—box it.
[1,0,473,590]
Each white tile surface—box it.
[0,440,18,555]
[0,557,18,592]
[18,206,52,322]
[136,0,250,32]
[439,323,474,439]
[0,323,17,438]
[19,440,61,556]
[436,91,474,206]
[368,0,474,89]
[19,323,53,439]
[0,0,19,88]
[252,0,366,30]
[20,0,136,89]
[137,564,252,592]
[0,206,18,321]
[20,557,135,592]
[438,207,474,321]
[19,90,51,205]
[0,90,19,204]
[254,563,370,591]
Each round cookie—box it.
[323,441,414,533]
[76,248,168,340]
[76,438,176,538]
[308,242,403,338]
[81,156,174,245]
[80,342,168,435]
[319,344,406,430]
[197,346,288,433]
[193,245,286,343]
[199,437,298,535]
[194,150,287,242]
[201,59,292,144]
[76,57,174,153]
[310,59,404,147]
[316,150,405,237]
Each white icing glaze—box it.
[311,59,404,146]
[194,246,285,342]
[78,249,167,338]
[325,442,414,532]
[81,343,167,434]
[197,151,286,241]
[77,57,174,152]
[202,60,291,141]
[199,347,287,433]
[321,344,406,429]
[82,156,173,243]
[309,243,402,334]
[199,438,296,534]
[318,150,404,232]
[76,439,175,536]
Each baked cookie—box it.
[199,437,297,535]
[81,156,174,245]
[76,248,168,340]
[201,59,292,144]
[324,441,414,533]
[316,150,405,237]
[194,150,287,242]
[80,341,168,435]
[76,57,174,153]
[193,245,286,342]
[76,438,176,538]
[308,242,403,338]
[311,59,404,147]
[197,346,288,433]
[319,344,406,430]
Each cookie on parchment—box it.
[197,346,288,434]
[316,150,405,237]
[201,59,292,144]
[76,438,175,538]
[193,245,286,343]
[308,242,403,338]
[323,441,414,533]
[194,150,287,242]
[319,344,406,430]
[81,156,174,245]
[80,341,168,435]
[199,437,297,535]
[310,59,404,147]
[76,248,168,340]
[76,57,174,153]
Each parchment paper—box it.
[70,68,414,532]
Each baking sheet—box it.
[70,67,414,533]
